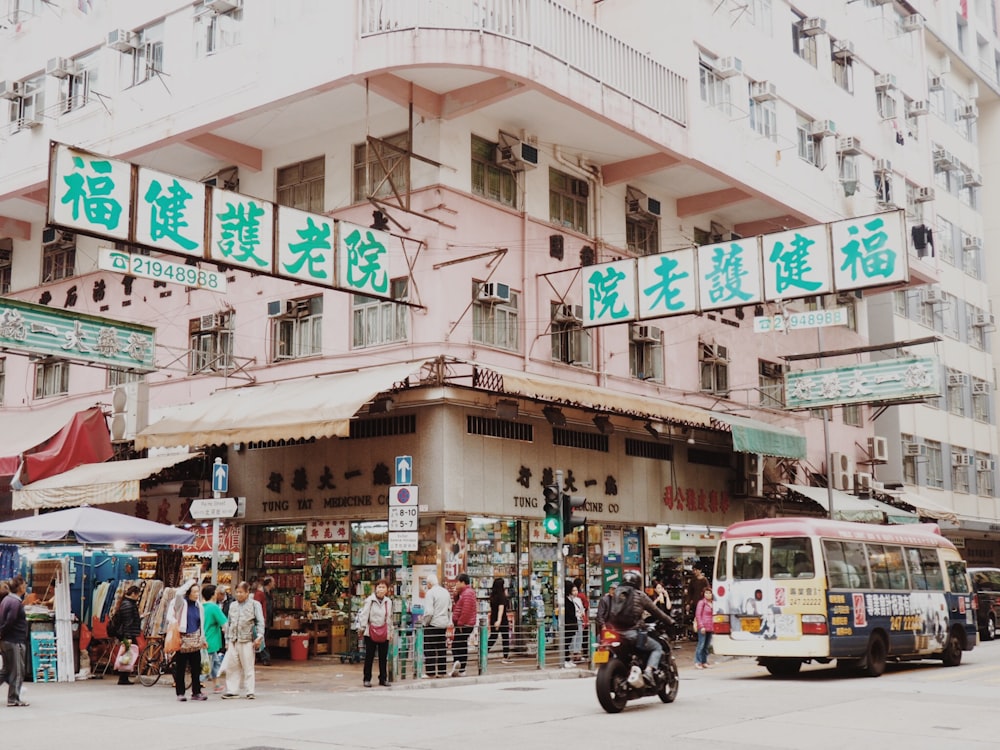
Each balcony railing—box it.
[359,0,687,127]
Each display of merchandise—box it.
[467,520,517,618]
[31,631,57,682]
[248,525,308,614]
[305,542,351,618]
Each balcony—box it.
[358,0,687,127]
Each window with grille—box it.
[471,135,517,208]
[130,24,164,86]
[35,360,69,398]
[353,132,409,203]
[700,341,729,394]
[189,311,235,374]
[842,402,862,427]
[353,278,408,348]
[270,296,323,362]
[972,379,991,421]
[758,360,784,408]
[953,448,971,493]
[551,303,591,367]
[549,168,589,233]
[901,433,917,484]
[59,53,96,115]
[107,367,143,389]
[277,156,325,213]
[925,440,944,488]
[699,62,731,113]
[7,74,44,131]
[42,231,76,283]
[472,283,519,351]
[976,453,995,496]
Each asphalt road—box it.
[7,640,1000,750]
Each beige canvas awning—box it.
[134,361,423,450]
[12,452,203,510]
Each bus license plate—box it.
[593,650,609,664]
[741,617,761,633]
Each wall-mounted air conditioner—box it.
[497,131,538,171]
[964,235,983,251]
[947,373,969,387]
[929,75,945,91]
[478,282,512,304]
[801,17,827,36]
[716,57,743,78]
[915,187,935,202]
[203,0,242,12]
[553,304,583,325]
[830,451,854,491]
[952,453,972,467]
[958,104,978,120]
[110,381,149,442]
[973,312,996,328]
[832,40,855,59]
[932,148,953,169]
[750,81,778,101]
[874,158,892,174]
[902,14,924,32]
[964,172,983,188]
[977,458,995,472]
[972,381,992,395]
[0,80,22,100]
[630,324,662,343]
[868,436,889,463]
[874,73,897,91]
[907,100,929,117]
[836,136,862,155]
[107,28,139,51]
[809,119,837,137]
[46,57,77,79]
[626,188,661,218]
[922,287,944,304]
[903,442,925,457]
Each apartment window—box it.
[952,448,971,493]
[471,135,517,208]
[840,403,861,427]
[353,132,410,203]
[3,0,45,24]
[42,230,76,282]
[549,168,589,233]
[700,341,729,395]
[941,292,960,339]
[107,367,143,389]
[352,278,408,348]
[937,217,954,265]
[34,360,69,398]
[0,239,10,294]
[976,454,995,496]
[276,156,325,213]
[831,55,853,93]
[903,98,920,139]
[629,324,663,382]
[130,23,164,86]
[699,61,731,113]
[551,302,591,367]
[189,311,235,374]
[7,74,44,131]
[947,371,966,417]
[748,94,777,141]
[270,296,323,362]
[904,183,923,223]
[472,282,519,351]
[793,19,818,67]
[625,187,659,256]
[198,3,243,56]
[759,360,784,408]
[58,52,97,114]
[925,440,944,488]
[746,0,773,33]
[972,379,991,422]
[956,15,967,55]
[969,309,987,351]
[963,240,982,280]
[875,171,892,206]
[902,433,917,485]
[893,290,906,316]
[876,90,897,119]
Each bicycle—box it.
[136,637,191,690]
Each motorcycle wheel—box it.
[658,661,679,703]
[595,660,630,713]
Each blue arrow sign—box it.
[212,463,229,494]
[395,455,412,485]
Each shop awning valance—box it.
[134,361,424,450]
[12,452,204,510]
[0,402,111,478]
[784,484,884,523]
[713,413,806,459]
[897,490,959,525]
[480,366,714,428]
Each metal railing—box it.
[358,0,687,127]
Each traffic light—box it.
[543,484,562,536]
[562,493,586,534]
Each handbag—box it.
[113,642,139,672]
[179,631,205,653]
[368,599,390,643]
[165,622,181,653]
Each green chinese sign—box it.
[784,357,940,410]
[0,297,155,372]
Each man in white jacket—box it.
[221,581,265,700]
[421,574,452,678]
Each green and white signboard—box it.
[784,357,940,410]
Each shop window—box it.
[624,437,672,461]
[552,427,608,452]
[549,168,589,233]
[276,156,324,213]
[189,310,234,374]
[471,135,517,208]
[35,359,69,398]
[472,282,519,351]
[270,295,322,362]
[42,229,76,283]
[353,132,409,204]
[352,278,408,349]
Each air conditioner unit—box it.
[284,298,313,317]
[929,75,944,92]
[744,453,763,497]
[854,472,872,495]
[875,73,897,91]
[952,453,972,467]
[973,312,996,328]
[106,28,139,51]
[836,136,862,155]
[830,451,854,491]
[809,119,837,137]
[202,0,241,12]
[964,235,983,251]
[626,189,661,218]
[868,436,889,463]
[110,380,149,442]
[959,104,978,120]
[832,40,855,59]
[750,81,778,102]
[199,313,221,331]
[630,324,662,343]
[496,132,539,171]
[947,373,969,387]
[0,80,21,100]
[922,287,944,304]
[801,17,827,36]
[972,381,992,394]
[874,158,892,174]
[903,442,924,457]
[907,100,929,117]
[915,187,935,202]
[553,304,583,325]
[716,56,743,78]
[760,361,785,379]
[932,149,953,169]
[477,282,512,304]
[902,14,924,32]
[46,57,77,79]
[976,458,995,472]
[964,171,983,187]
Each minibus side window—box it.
[946,559,970,593]
[918,548,944,591]
[716,541,728,581]
[771,537,813,578]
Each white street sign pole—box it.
[211,457,222,585]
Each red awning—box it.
[3,406,114,484]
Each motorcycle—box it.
[594,620,679,713]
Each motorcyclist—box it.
[610,571,675,686]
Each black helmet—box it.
[622,571,642,589]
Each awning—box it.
[0,402,109,477]
[784,484,885,523]
[897,490,959,525]
[713,413,806,459]
[12,452,204,510]
[135,361,423,450]
[480,366,714,427]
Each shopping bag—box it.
[165,622,181,653]
[114,642,139,672]
[200,648,210,676]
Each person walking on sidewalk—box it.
[357,579,393,688]
[253,577,274,666]
[201,584,228,693]
[221,581,265,700]
[450,574,477,676]
[421,574,451,677]
[168,579,208,702]
[694,589,715,669]
[0,577,29,707]
[486,578,511,663]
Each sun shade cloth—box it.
[898,491,959,525]
[0,403,110,477]
[713,413,806,459]
[784,484,884,523]
[483,366,713,427]
[0,504,194,545]
[12,452,203,510]
[134,361,422,450]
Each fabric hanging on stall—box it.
[55,559,75,682]
[0,544,18,580]
[154,549,183,587]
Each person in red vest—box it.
[450,574,477,677]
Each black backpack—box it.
[608,586,636,628]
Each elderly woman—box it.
[167,579,207,702]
